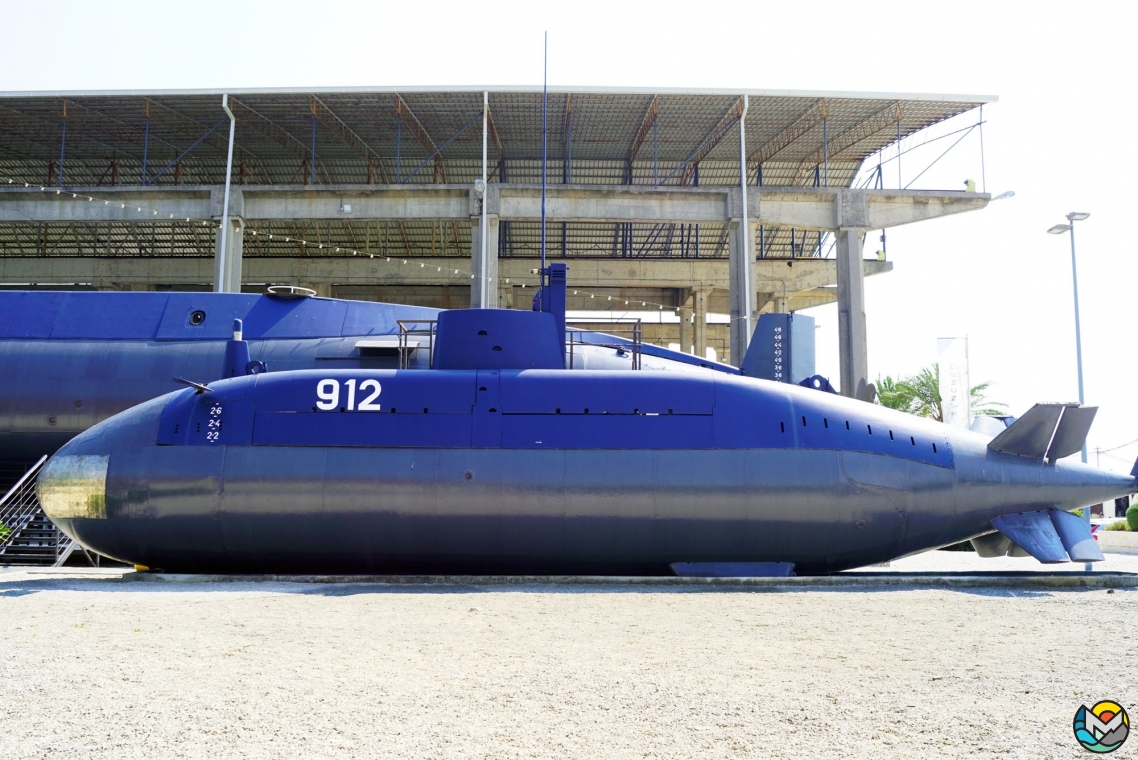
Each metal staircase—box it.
[0,456,91,567]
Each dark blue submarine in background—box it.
[0,287,436,467]
[0,283,726,472]
[25,264,1138,575]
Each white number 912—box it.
[316,378,382,411]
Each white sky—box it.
[4,0,1136,471]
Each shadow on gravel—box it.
[2,571,1134,599]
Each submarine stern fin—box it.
[984,509,1104,563]
[988,403,1097,461]
[990,511,1069,563]
[1049,509,1105,562]
[970,531,1012,558]
[1045,406,1097,460]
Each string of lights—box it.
[0,173,746,319]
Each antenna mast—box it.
[540,32,549,292]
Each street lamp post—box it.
[1047,211,1091,570]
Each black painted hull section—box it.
[43,382,1138,576]
[50,395,963,574]
[60,444,959,574]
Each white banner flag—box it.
[937,337,971,429]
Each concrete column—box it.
[470,213,500,307]
[211,187,244,293]
[213,216,244,294]
[836,228,870,400]
[312,283,333,298]
[727,219,758,367]
[678,303,693,354]
[693,288,709,361]
[498,282,513,310]
[772,296,790,313]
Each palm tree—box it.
[875,363,1006,422]
[906,365,943,421]
[875,375,917,414]
[969,380,1007,417]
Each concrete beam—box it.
[0,255,890,296]
[756,287,839,313]
[0,185,989,230]
[500,185,726,224]
[754,257,891,296]
[0,188,212,223]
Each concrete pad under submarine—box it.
[36,308,1137,576]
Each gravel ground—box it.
[860,548,1138,574]
[1,562,1135,759]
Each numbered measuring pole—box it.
[773,325,784,381]
[742,313,817,385]
[206,403,222,443]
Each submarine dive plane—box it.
[19,264,1138,575]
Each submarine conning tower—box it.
[433,262,569,371]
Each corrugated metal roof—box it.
[0,87,990,261]
[0,88,987,183]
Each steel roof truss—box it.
[626,95,658,184]
[309,96,391,183]
[672,98,743,187]
[748,99,827,168]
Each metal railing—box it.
[0,455,47,556]
[0,456,99,567]
[397,319,437,369]
[395,318,646,371]
[567,320,643,370]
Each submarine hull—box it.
[39,372,1136,575]
[55,446,952,575]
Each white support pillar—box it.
[727,219,758,367]
[470,214,499,307]
[836,228,870,400]
[479,90,490,307]
[216,94,238,293]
